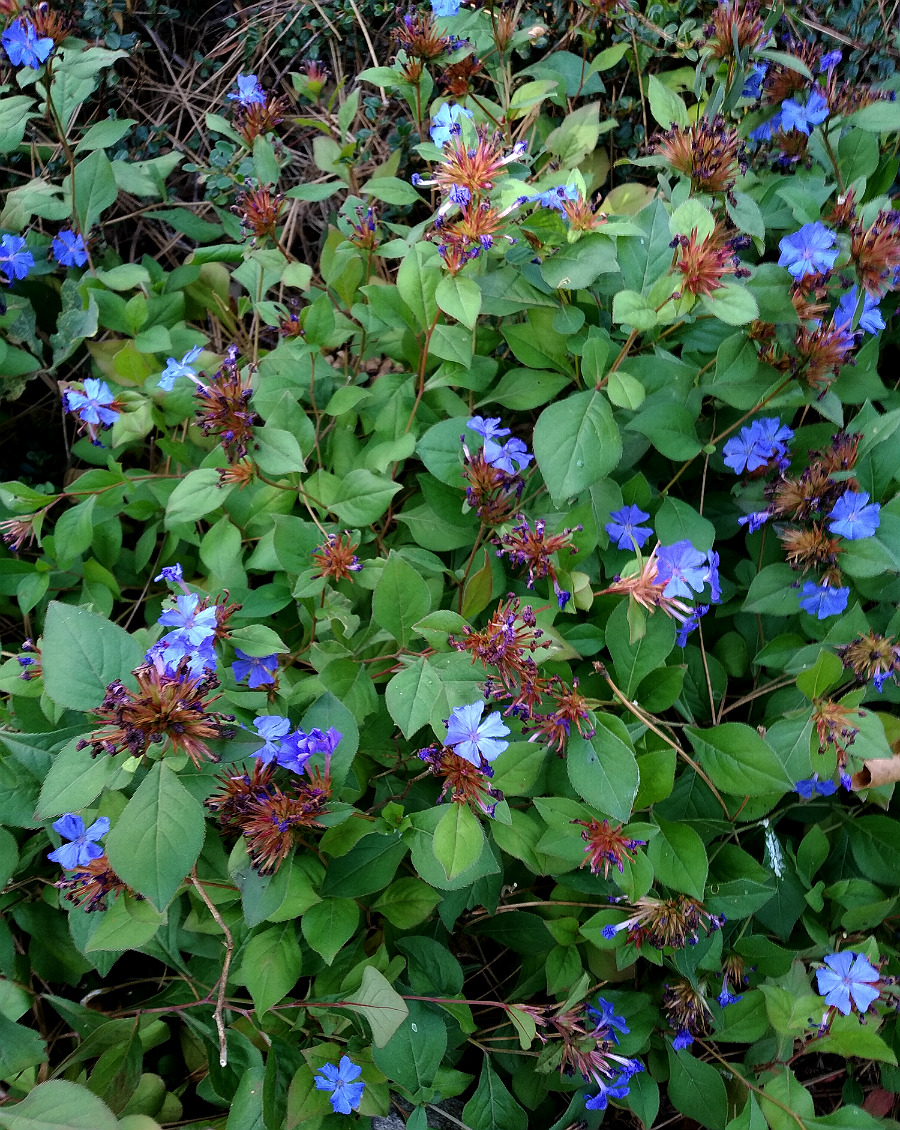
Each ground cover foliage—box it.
[2,0,900,1127]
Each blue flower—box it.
[553,578,571,610]
[232,650,278,689]
[52,230,88,268]
[586,998,629,1041]
[314,1056,364,1115]
[778,222,839,280]
[717,987,743,1007]
[656,540,708,599]
[820,50,842,72]
[815,951,880,1016]
[828,490,880,540]
[483,436,533,473]
[530,183,580,212]
[445,701,510,766]
[467,415,510,441]
[159,345,204,390]
[606,505,653,550]
[741,62,767,100]
[47,813,110,869]
[676,604,709,647]
[146,634,217,677]
[795,774,838,799]
[836,287,885,336]
[158,593,219,647]
[672,1029,694,1051]
[252,714,292,763]
[738,510,771,533]
[278,725,342,773]
[799,581,849,619]
[749,111,782,141]
[431,0,461,14]
[0,233,34,283]
[723,417,793,474]
[62,379,119,428]
[227,73,266,106]
[448,183,471,205]
[584,1072,632,1111]
[155,564,184,583]
[1,19,54,69]
[430,102,473,146]
[779,89,829,135]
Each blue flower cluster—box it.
[723,418,793,475]
[466,416,534,473]
[251,714,342,774]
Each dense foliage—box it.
[1,1,900,1128]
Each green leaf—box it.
[300,898,358,964]
[372,999,447,1093]
[539,233,618,290]
[372,877,442,929]
[0,1080,119,1130]
[42,601,143,711]
[0,1013,46,1076]
[396,241,440,331]
[252,427,306,475]
[796,650,843,699]
[330,469,401,525]
[372,551,431,647]
[385,657,442,739]
[606,599,676,696]
[666,1047,727,1130]
[626,403,702,460]
[461,547,493,620]
[742,563,802,615]
[345,965,410,1048]
[165,468,233,526]
[243,923,303,1015]
[533,390,621,505]
[686,723,793,796]
[482,368,571,411]
[760,1069,814,1130]
[649,818,707,899]
[435,275,481,329]
[701,283,759,326]
[848,101,900,133]
[71,149,118,232]
[669,198,715,240]
[815,1018,896,1064]
[647,74,689,128]
[74,118,137,153]
[606,370,646,410]
[567,717,639,822]
[462,1057,528,1130]
[432,802,484,881]
[612,290,658,330]
[429,323,472,368]
[36,738,112,818]
[229,624,289,657]
[361,175,423,205]
[105,762,206,910]
[84,893,164,953]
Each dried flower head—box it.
[77,654,236,767]
[704,0,771,60]
[524,678,595,752]
[234,182,285,242]
[205,760,277,833]
[413,131,527,214]
[194,346,258,461]
[240,775,332,874]
[778,523,843,574]
[653,117,746,195]
[601,895,725,948]
[311,532,363,583]
[762,38,821,104]
[850,209,900,299]
[812,696,862,759]
[673,224,750,298]
[439,55,484,96]
[461,437,525,524]
[56,855,131,913]
[794,319,858,390]
[662,980,714,1037]
[495,516,580,609]
[572,818,646,878]
[234,94,288,145]
[394,10,464,61]
[837,633,900,693]
[418,743,503,816]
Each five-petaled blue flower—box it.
[816,951,880,1016]
[430,102,473,147]
[252,714,292,763]
[1,19,54,69]
[62,379,119,428]
[530,183,580,212]
[777,222,839,280]
[483,436,533,474]
[584,1072,632,1111]
[606,505,653,550]
[431,0,461,14]
[836,286,885,336]
[0,233,34,283]
[779,89,829,135]
[656,540,709,599]
[158,593,219,646]
[47,813,110,870]
[723,417,793,474]
[232,649,278,689]
[828,490,880,541]
[795,774,838,799]
[672,1029,694,1050]
[52,229,88,268]
[314,1055,365,1115]
[741,62,767,100]
[586,998,630,1041]
[799,581,849,619]
[227,73,266,106]
[467,415,510,441]
[445,701,510,766]
[159,345,204,390]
